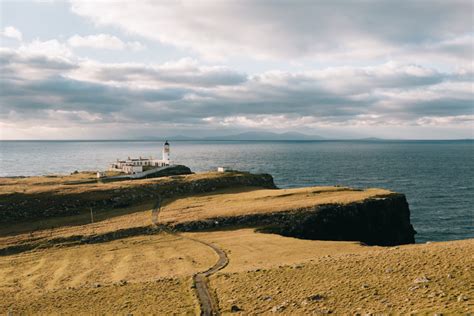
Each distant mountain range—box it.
[203,131,325,140]
[135,132,474,142]
[140,131,325,141]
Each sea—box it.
[1,140,473,243]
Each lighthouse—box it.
[162,140,170,164]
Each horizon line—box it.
[1,138,473,142]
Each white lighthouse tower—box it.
[162,140,170,164]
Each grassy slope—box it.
[209,233,474,314]
[159,186,392,224]
[0,171,258,196]
[0,185,391,249]
[0,234,214,314]
[1,173,472,314]
[1,229,472,314]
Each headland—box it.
[0,168,472,314]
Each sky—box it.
[0,0,473,140]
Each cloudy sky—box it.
[0,0,472,139]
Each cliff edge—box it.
[0,171,415,247]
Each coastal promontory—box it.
[0,170,471,315]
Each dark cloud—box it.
[80,60,247,87]
[0,48,472,135]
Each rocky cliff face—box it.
[172,194,416,246]
[0,171,276,223]
[263,194,416,246]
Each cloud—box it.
[0,47,76,81]
[1,26,23,41]
[18,39,73,59]
[1,43,472,139]
[70,0,472,62]
[67,34,145,51]
[68,58,247,88]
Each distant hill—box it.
[203,131,325,141]
[137,135,197,141]
[357,137,384,141]
[140,131,324,141]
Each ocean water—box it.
[1,140,473,243]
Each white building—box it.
[109,141,172,174]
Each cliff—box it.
[0,170,415,247]
[170,194,415,246]
[0,171,276,223]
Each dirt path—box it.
[187,237,229,315]
[151,193,228,315]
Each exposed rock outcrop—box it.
[172,194,416,246]
[100,165,193,181]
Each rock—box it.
[230,305,242,312]
[254,194,416,246]
[457,294,468,302]
[361,284,370,289]
[118,279,127,286]
[271,302,287,313]
[413,276,430,284]
[93,283,101,288]
[307,294,324,301]
[314,308,332,314]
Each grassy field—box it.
[184,228,371,273]
[1,228,472,314]
[210,236,474,314]
[0,233,214,314]
[0,185,391,249]
[0,171,259,196]
[159,186,392,224]
[1,173,472,314]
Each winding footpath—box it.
[150,193,229,315]
[187,237,229,315]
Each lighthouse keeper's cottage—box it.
[109,141,171,174]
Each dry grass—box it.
[0,171,248,196]
[0,233,215,314]
[0,185,391,249]
[2,227,472,314]
[2,173,471,314]
[2,278,196,315]
[211,237,474,314]
[184,228,373,272]
[159,186,392,224]
[0,202,155,248]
